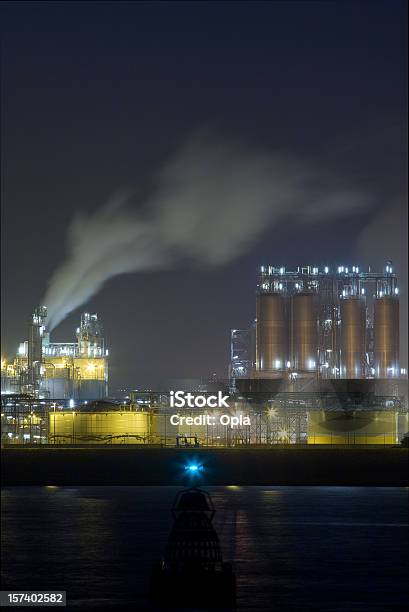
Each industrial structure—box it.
[227,262,408,445]
[1,309,108,400]
[1,391,406,446]
[250,262,403,380]
[1,262,407,447]
[229,325,255,380]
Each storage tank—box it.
[291,293,317,373]
[340,297,366,378]
[49,411,151,444]
[256,293,287,373]
[307,410,397,445]
[374,297,399,378]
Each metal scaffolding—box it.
[2,392,407,447]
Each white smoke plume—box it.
[44,134,370,330]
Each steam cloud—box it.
[44,134,370,331]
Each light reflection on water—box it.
[1,486,408,610]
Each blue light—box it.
[185,464,203,473]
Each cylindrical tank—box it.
[340,297,366,378]
[374,297,399,378]
[307,410,397,445]
[256,293,287,373]
[291,293,317,373]
[49,411,151,444]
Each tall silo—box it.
[374,297,399,378]
[340,297,367,378]
[291,293,317,373]
[256,293,287,374]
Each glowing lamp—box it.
[185,464,203,473]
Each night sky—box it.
[1,1,407,390]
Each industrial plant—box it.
[1,262,407,447]
[1,309,108,399]
[231,261,403,382]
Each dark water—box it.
[1,487,408,611]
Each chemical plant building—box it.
[1,263,408,447]
[1,310,108,400]
[251,262,401,381]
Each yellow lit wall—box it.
[150,414,178,443]
[49,411,150,444]
[42,357,107,381]
[307,410,397,444]
[73,358,106,380]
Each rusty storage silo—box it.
[340,297,366,378]
[291,293,317,373]
[256,293,287,374]
[374,297,399,378]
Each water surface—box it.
[2,486,408,610]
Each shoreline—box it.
[2,446,408,486]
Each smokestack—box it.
[27,306,47,389]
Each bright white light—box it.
[361,288,365,295]
[275,360,281,369]
[395,287,399,295]
[286,361,291,368]
[279,267,284,274]
[69,399,75,409]
[261,266,264,273]
[324,266,329,274]
[308,359,316,369]
[345,267,349,273]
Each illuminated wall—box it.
[49,411,150,444]
[307,410,397,445]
